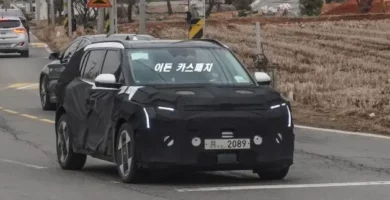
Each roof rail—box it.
[85,39,127,50]
[190,38,229,48]
[90,39,127,45]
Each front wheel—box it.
[256,166,290,180]
[56,114,87,170]
[115,123,143,183]
[40,76,56,110]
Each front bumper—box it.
[136,107,295,171]
[0,36,29,53]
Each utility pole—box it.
[139,0,146,34]
[68,0,72,37]
[97,9,104,33]
[50,0,55,26]
[114,0,118,33]
[36,0,40,22]
[29,0,32,13]
[109,0,114,34]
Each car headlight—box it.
[156,106,174,112]
[270,103,292,128]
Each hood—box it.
[129,84,286,111]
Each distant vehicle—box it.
[54,39,295,183]
[0,16,29,57]
[39,33,157,110]
[0,9,30,41]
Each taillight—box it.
[13,28,25,34]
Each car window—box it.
[0,19,21,28]
[82,50,106,81]
[101,50,121,75]
[62,39,81,63]
[126,47,254,85]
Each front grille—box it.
[183,104,268,111]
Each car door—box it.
[86,49,124,155]
[64,49,106,152]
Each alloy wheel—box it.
[57,120,69,164]
[117,130,132,177]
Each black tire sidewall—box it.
[40,76,55,110]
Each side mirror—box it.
[49,52,60,60]
[254,72,271,85]
[95,74,122,88]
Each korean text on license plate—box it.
[205,138,250,150]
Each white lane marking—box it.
[0,158,47,169]
[39,119,55,124]
[3,109,18,114]
[176,181,390,192]
[20,114,39,119]
[295,125,390,140]
[16,83,39,90]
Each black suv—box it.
[39,34,157,110]
[55,39,295,183]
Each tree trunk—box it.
[166,0,173,15]
[127,0,134,22]
[206,0,215,18]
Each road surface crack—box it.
[296,149,390,175]
[0,116,56,164]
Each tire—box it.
[40,76,56,110]
[56,114,87,170]
[21,51,29,57]
[256,166,290,180]
[115,123,143,183]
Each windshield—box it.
[0,20,20,28]
[127,47,254,85]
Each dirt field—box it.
[33,14,390,135]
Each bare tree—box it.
[54,0,64,17]
[127,0,136,22]
[356,0,374,13]
[73,0,98,24]
[206,0,216,18]
[166,0,173,15]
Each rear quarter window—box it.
[0,20,21,28]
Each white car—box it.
[0,16,29,57]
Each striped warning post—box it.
[189,18,204,39]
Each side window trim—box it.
[81,49,107,82]
[100,50,110,74]
[79,51,91,78]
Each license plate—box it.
[0,44,9,48]
[205,138,250,150]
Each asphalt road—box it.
[0,36,390,200]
